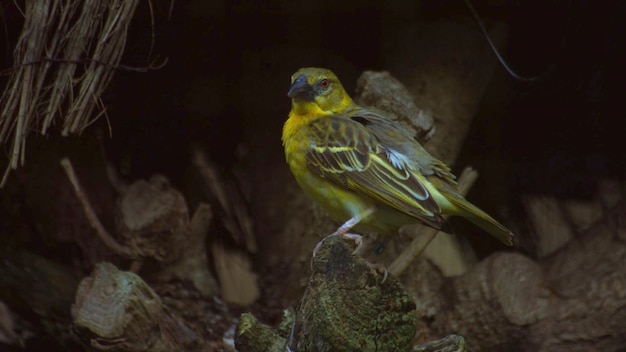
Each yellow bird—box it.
[282,67,513,253]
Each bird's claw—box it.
[369,262,389,282]
[312,231,363,258]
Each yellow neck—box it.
[282,105,319,146]
[290,100,332,119]
[282,93,356,145]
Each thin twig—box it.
[60,157,132,257]
[388,167,478,276]
[463,0,554,82]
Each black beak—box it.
[288,75,315,101]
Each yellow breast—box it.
[282,111,388,232]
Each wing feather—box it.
[305,115,446,229]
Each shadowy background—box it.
[100,0,625,223]
[0,0,624,350]
[96,0,624,256]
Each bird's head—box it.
[287,67,355,117]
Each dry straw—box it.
[0,0,140,186]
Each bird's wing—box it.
[305,115,447,230]
[353,109,459,188]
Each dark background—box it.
[0,0,623,266]
[99,0,625,201]
[0,0,625,350]
[1,0,624,261]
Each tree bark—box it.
[410,201,626,351]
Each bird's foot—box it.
[312,231,362,258]
[312,208,374,258]
[368,262,389,282]
[312,232,388,282]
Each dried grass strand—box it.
[0,0,140,187]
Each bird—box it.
[282,67,514,255]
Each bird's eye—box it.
[319,79,330,89]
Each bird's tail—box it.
[444,194,514,246]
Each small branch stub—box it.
[291,235,417,352]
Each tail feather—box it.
[444,194,514,246]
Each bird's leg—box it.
[313,208,374,257]
[311,208,388,281]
